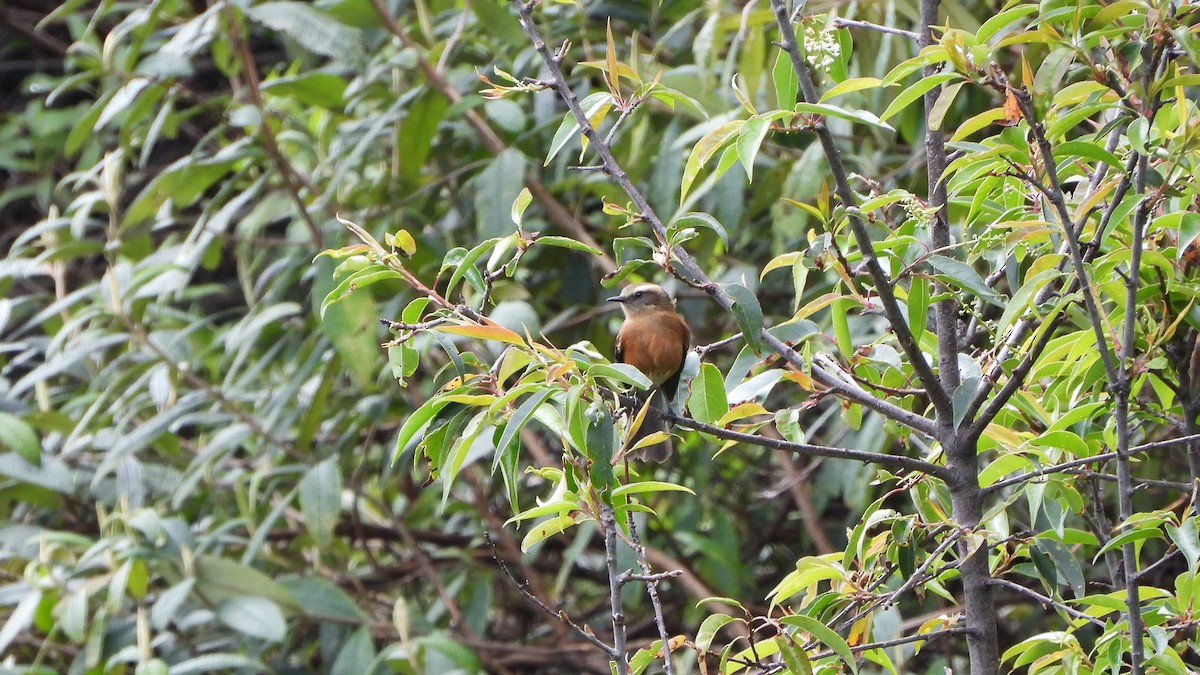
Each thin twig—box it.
[831,17,920,41]
[812,625,971,659]
[487,532,618,657]
[662,407,947,477]
[989,578,1105,628]
[625,514,675,675]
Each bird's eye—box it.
[634,291,644,299]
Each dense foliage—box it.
[4,0,1200,673]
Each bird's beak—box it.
[607,295,625,303]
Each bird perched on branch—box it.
[608,283,691,462]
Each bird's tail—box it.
[627,390,673,462]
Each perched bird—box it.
[608,283,691,461]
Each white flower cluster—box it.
[901,195,937,227]
[804,25,841,72]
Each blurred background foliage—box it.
[3,0,1199,673]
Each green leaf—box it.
[819,77,883,102]
[996,268,1061,336]
[330,627,377,675]
[217,596,286,642]
[1166,519,1200,571]
[1175,213,1200,260]
[907,276,929,344]
[879,73,961,121]
[533,235,603,255]
[194,556,298,611]
[1094,528,1163,562]
[831,297,853,357]
[688,363,727,425]
[394,396,450,464]
[772,47,798,108]
[926,255,1001,306]
[167,655,267,674]
[779,637,814,675]
[736,116,771,182]
[476,149,527,238]
[696,614,737,651]
[0,413,40,465]
[1037,538,1085,599]
[585,406,615,492]
[928,82,963,131]
[725,283,763,354]
[521,513,580,551]
[589,363,653,390]
[314,258,381,388]
[124,154,241,226]
[611,481,695,498]
[950,107,1007,142]
[398,89,450,184]
[681,121,741,204]
[978,453,1033,487]
[794,102,894,131]
[671,212,729,246]
[494,389,554,472]
[511,187,533,227]
[260,72,348,109]
[298,457,341,547]
[779,614,858,673]
[320,265,402,318]
[977,4,1039,42]
[1051,140,1123,169]
[446,237,501,300]
[545,93,610,166]
[244,2,362,60]
[506,501,576,526]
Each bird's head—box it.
[607,283,675,317]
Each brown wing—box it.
[659,314,689,401]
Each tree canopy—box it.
[4,0,1200,673]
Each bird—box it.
[607,282,691,462]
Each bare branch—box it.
[624,514,676,674]
[663,407,948,477]
[832,17,920,41]
[487,532,617,657]
[989,578,1105,628]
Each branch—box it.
[989,578,1105,628]
[769,0,954,425]
[985,452,1118,493]
[831,17,920,41]
[1134,432,1200,454]
[833,525,965,635]
[663,407,948,477]
[918,0,960,396]
[601,504,631,674]
[810,626,970,660]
